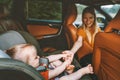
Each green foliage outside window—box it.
[27,0,62,21]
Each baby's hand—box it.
[65,65,75,74]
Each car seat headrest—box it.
[0,30,26,50]
[64,3,77,25]
[105,9,120,32]
[0,49,11,58]
[0,18,24,34]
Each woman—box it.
[64,7,101,66]
[77,6,101,66]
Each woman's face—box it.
[83,12,95,28]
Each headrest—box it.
[104,9,120,32]
[64,3,77,25]
[0,30,26,50]
[0,49,11,58]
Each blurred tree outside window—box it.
[26,0,62,21]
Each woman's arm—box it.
[70,36,83,54]
[62,36,83,61]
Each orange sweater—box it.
[77,25,101,47]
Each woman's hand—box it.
[62,50,74,62]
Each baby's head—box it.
[6,44,40,68]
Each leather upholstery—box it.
[104,9,120,32]
[63,3,78,49]
[93,9,120,80]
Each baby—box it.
[6,43,93,80]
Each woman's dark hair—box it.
[82,6,96,18]
[82,6,96,24]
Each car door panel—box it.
[26,21,67,52]
[27,24,59,39]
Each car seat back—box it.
[93,9,120,80]
[63,2,78,49]
[0,58,44,80]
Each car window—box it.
[101,4,120,18]
[25,0,62,22]
[74,4,87,27]
[95,10,105,30]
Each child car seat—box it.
[0,49,44,80]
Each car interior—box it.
[0,0,120,80]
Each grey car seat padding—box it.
[0,49,11,58]
[0,30,26,50]
[0,58,44,80]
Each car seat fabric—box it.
[0,58,44,80]
[92,9,120,80]
[0,49,11,58]
[0,30,26,50]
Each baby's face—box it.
[25,46,40,68]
